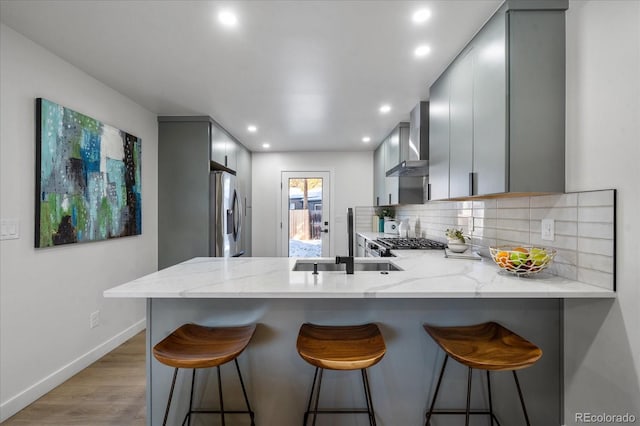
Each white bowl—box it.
[447,242,468,253]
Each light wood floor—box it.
[3,332,146,426]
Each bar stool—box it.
[297,323,386,426]
[423,322,542,426]
[152,323,256,426]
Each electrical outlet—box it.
[541,219,555,241]
[90,311,100,329]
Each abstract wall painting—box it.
[35,98,142,248]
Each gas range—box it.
[366,237,445,257]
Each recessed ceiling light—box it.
[262,143,270,149]
[412,9,432,24]
[414,45,431,57]
[379,104,391,114]
[362,136,371,143]
[218,10,238,27]
[247,125,257,132]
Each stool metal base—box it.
[162,359,255,426]
[303,367,377,426]
[425,355,532,426]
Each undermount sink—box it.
[292,260,403,272]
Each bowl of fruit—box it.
[489,246,556,276]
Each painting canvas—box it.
[35,98,142,247]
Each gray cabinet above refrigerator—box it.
[158,116,252,269]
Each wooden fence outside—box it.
[289,209,323,240]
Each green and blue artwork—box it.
[35,98,142,247]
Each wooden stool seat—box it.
[423,321,542,371]
[152,323,256,426]
[297,323,386,425]
[153,323,255,369]
[423,321,543,426]
[297,323,386,370]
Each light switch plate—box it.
[541,218,555,241]
[0,219,20,240]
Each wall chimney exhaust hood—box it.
[386,102,429,177]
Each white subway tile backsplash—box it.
[578,222,614,239]
[496,229,530,245]
[578,237,614,256]
[530,233,577,251]
[551,249,578,266]
[578,207,614,223]
[577,268,614,291]
[578,253,614,274]
[497,208,530,220]
[391,189,614,289]
[473,208,497,219]
[530,220,578,236]
[578,190,614,207]
[474,218,497,229]
[548,263,578,281]
[472,227,497,239]
[497,197,530,208]
[473,199,497,209]
[530,207,578,221]
[497,219,530,232]
[530,193,578,208]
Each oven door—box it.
[365,241,394,257]
[365,242,382,257]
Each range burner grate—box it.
[377,238,446,250]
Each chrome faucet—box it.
[335,208,355,274]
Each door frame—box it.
[278,171,332,257]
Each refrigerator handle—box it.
[233,189,242,241]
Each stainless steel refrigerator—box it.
[210,171,244,257]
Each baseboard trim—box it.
[0,319,146,422]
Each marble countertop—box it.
[104,250,615,299]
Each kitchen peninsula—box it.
[105,254,613,426]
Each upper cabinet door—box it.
[473,11,507,195]
[210,124,227,166]
[448,49,474,198]
[385,126,400,172]
[429,75,451,200]
[373,143,385,206]
[429,74,451,201]
[225,137,237,171]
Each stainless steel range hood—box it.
[386,101,429,177]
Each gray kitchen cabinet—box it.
[385,126,401,205]
[373,123,422,205]
[448,48,474,198]
[211,124,237,171]
[236,144,252,256]
[472,9,507,195]
[428,73,450,201]
[428,1,566,198]
[373,143,385,206]
[158,116,252,268]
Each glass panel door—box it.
[281,172,330,257]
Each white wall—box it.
[564,1,640,424]
[0,24,158,421]
[252,151,373,257]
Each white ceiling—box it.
[0,0,502,152]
